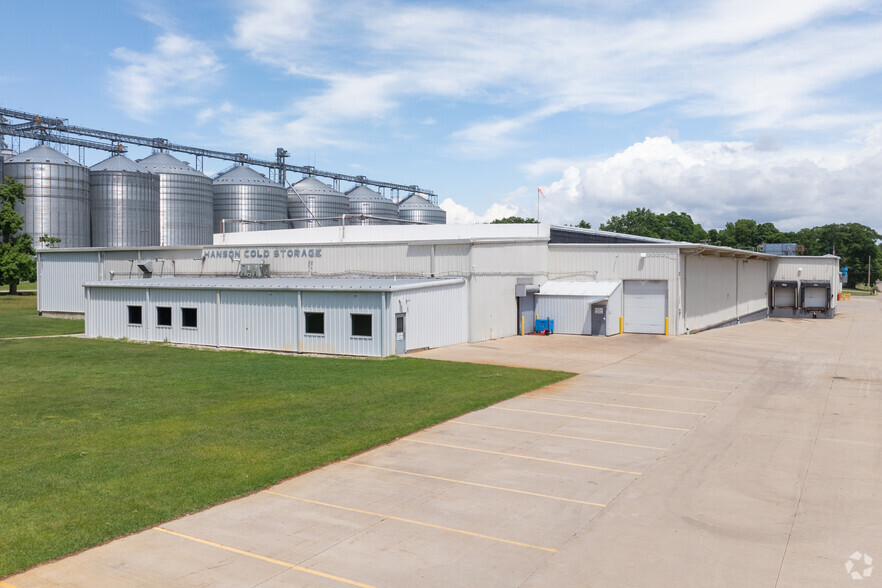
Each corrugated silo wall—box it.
[391,282,467,351]
[548,245,679,334]
[678,254,770,334]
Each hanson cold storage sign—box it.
[203,247,324,261]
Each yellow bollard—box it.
[665,317,669,336]
[521,315,525,336]
[619,316,623,334]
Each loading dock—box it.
[771,280,798,308]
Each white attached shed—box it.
[84,277,467,357]
[535,281,622,336]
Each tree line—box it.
[598,208,880,288]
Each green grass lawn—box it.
[842,287,875,297]
[0,337,573,577]
[0,292,85,338]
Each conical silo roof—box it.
[399,192,438,210]
[290,176,342,195]
[90,154,152,173]
[214,165,279,186]
[346,185,386,201]
[8,144,82,167]
[137,152,207,177]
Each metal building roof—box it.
[7,144,82,166]
[538,281,620,297]
[137,152,206,177]
[85,276,464,292]
[214,165,278,186]
[90,154,151,174]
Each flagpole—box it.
[537,188,540,222]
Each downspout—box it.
[145,288,151,342]
[215,290,221,348]
[296,290,302,353]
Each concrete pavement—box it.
[6,297,881,587]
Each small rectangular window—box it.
[181,307,198,328]
[304,312,325,335]
[157,306,172,327]
[351,313,372,337]
[127,305,142,325]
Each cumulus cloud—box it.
[533,132,882,231]
[440,198,527,225]
[109,33,223,120]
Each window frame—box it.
[181,307,198,329]
[127,305,143,326]
[350,313,373,338]
[156,306,172,327]
[304,311,325,335]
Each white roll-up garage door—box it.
[804,287,827,309]
[773,286,796,308]
[624,280,667,334]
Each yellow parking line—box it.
[345,462,607,507]
[449,420,668,451]
[402,439,643,475]
[491,406,690,431]
[627,392,721,404]
[153,527,374,588]
[521,395,707,416]
[1,581,20,588]
[262,490,557,552]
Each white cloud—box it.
[440,198,527,224]
[109,33,223,120]
[227,0,882,157]
[534,131,882,231]
[196,101,234,125]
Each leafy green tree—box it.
[795,223,881,287]
[39,234,61,248]
[563,220,592,229]
[491,216,538,224]
[599,207,662,238]
[0,177,36,294]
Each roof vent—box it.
[239,263,270,279]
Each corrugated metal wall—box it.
[535,295,602,335]
[772,258,839,310]
[86,288,147,339]
[549,245,679,332]
[148,289,218,346]
[39,251,101,313]
[391,282,467,350]
[681,255,771,333]
[606,283,623,335]
[218,291,297,351]
[300,291,385,356]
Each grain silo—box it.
[89,154,160,247]
[345,185,399,225]
[5,144,91,248]
[287,176,348,228]
[137,152,213,246]
[213,165,288,233]
[398,192,446,225]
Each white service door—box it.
[624,280,667,334]
[804,287,827,309]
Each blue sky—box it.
[3,0,882,232]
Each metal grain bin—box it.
[345,185,399,225]
[89,154,160,247]
[398,192,446,225]
[213,165,288,233]
[287,176,348,228]
[137,152,213,246]
[5,144,91,248]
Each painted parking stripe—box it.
[582,377,737,392]
[521,395,708,416]
[262,490,557,552]
[1,581,20,588]
[490,406,690,431]
[402,439,643,475]
[449,420,669,451]
[626,392,722,404]
[153,527,374,588]
[344,462,607,507]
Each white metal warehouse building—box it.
[37,223,841,356]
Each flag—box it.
[538,187,546,199]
